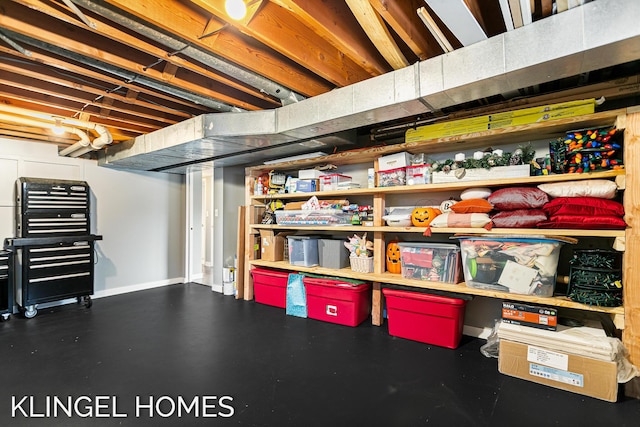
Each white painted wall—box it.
[211,166,244,292]
[0,137,185,300]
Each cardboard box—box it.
[295,179,319,192]
[501,302,558,331]
[378,152,412,171]
[259,230,290,261]
[498,340,618,402]
[298,169,325,179]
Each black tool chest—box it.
[4,178,102,318]
[0,250,12,320]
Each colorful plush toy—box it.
[344,233,374,257]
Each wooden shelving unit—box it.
[250,223,625,238]
[241,108,640,382]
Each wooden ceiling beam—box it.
[0,124,78,145]
[538,0,553,18]
[0,2,274,111]
[0,93,164,135]
[368,0,441,61]
[271,0,391,75]
[345,0,408,70]
[465,0,508,36]
[0,61,190,124]
[0,45,207,117]
[104,0,333,97]
[12,0,279,107]
[191,0,375,86]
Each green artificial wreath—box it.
[431,144,535,173]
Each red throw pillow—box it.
[488,187,549,210]
[543,197,624,217]
[537,214,626,229]
[450,198,493,214]
[491,209,547,228]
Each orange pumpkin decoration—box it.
[411,207,441,227]
[386,240,402,274]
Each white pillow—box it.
[430,212,491,228]
[460,187,492,200]
[537,179,618,199]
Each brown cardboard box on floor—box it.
[498,339,618,402]
[259,230,291,261]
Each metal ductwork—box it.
[99,0,640,173]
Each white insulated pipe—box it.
[0,104,113,156]
[0,112,91,149]
[67,125,113,157]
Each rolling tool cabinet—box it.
[4,178,102,318]
[0,250,12,321]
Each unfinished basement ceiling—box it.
[1,0,640,172]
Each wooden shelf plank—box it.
[246,109,626,174]
[249,260,625,316]
[251,170,624,200]
[250,223,625,238]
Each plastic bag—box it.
[286,273,307,318]
[480,319,501,358]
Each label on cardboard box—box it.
[529,363,584,387]
[527,345,568,371]
[501,301,558,330]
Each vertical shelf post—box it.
[623,110,640,398]
[372,192,385,325]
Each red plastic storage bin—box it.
[251,267,290,308]
[382,288,467,349]
[303,277,371,327]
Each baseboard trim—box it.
[463,325,492,339]
[12,279,185,312]
[93,278,184,299]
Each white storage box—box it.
[320,173,352,191]
[432,165,530,183]
[382,207,414,227]
[379,152,412,171]
[298,169,325,179]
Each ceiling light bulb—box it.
[225,0,246,20]
[52,119,65,135]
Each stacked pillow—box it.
[537,180,626,229]
[430,187,493,229]
[487,187,548,228]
